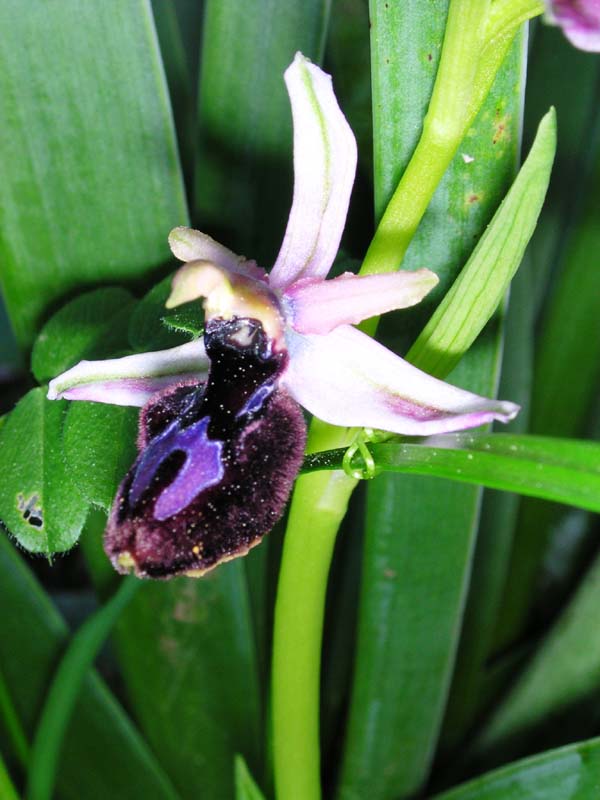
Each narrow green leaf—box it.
[63,403,138,512]
[151,0,195,193]
[407,108,556,378]
[328,0,372,178]
[524,25,600,311]
[470,550,600,767]
[26,578,140,800]
[235,754,267,800]
[93,563,263,800]
[0,389,88,553]
[31,288,136,384]
[432,737,600,800]
[0,535,181,800]
[532,123,600,440]
[494,79,600,652]
[0,753,19,800]
[304,434,600,513]
[439,261,535,753]
[0,0,187,348]
[338,13,526,797]
[0,665,29,766]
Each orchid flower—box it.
[545,0,600,50]
[48,53,518,579]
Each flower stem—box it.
[272,421,357,800]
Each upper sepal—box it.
[269,53,357,289]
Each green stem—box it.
[272,421,357,800]
[358,0,542,336]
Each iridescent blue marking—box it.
[237,382,275,418]
[129,415,224,521]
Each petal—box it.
[269,53,358,290]
[283,269,439,334]
[168,227,267,281]
[47,340,209,406]
[166,260,284,342]
[282,325,519,436]
[546,1,600,51]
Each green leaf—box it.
[494,73,600,652]
[524,25,600,310]
[26,578,140,800]
[0,389,88,553]
[407,108,556,378]
[304,434,600,513]
[470,550,600,767]
[128,274,198,352]
[109,568,262,800]
[31,288,136,384]
[0,0,187,348]
[235,755,267,800]
[63,403,139,512]
[338,13,526,797]
[196,0,331,263]
[0,535,180,800]
[432,737,600,800]
[0,754,19,800]
[439,261,535,753]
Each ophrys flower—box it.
[49,54,518,578]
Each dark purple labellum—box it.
[104,318,306,579]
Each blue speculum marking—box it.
[129,415,224,521]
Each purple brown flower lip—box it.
[48,53,519,578]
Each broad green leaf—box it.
[433,737,600,800]
[0,535,180,800]
[0,389,88,553]
[470,550,600,767]
[0,0,187,348]
[235,755,267,800]
[63,403,138,512]
[305,434,600,513]
[407,108,556,378]
[338,12,525,797]
[27,578,140,800]
[31,288,136,384]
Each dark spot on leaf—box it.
[17,492,44,530]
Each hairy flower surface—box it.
[546,0,600,50]
[49,53,519,578]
